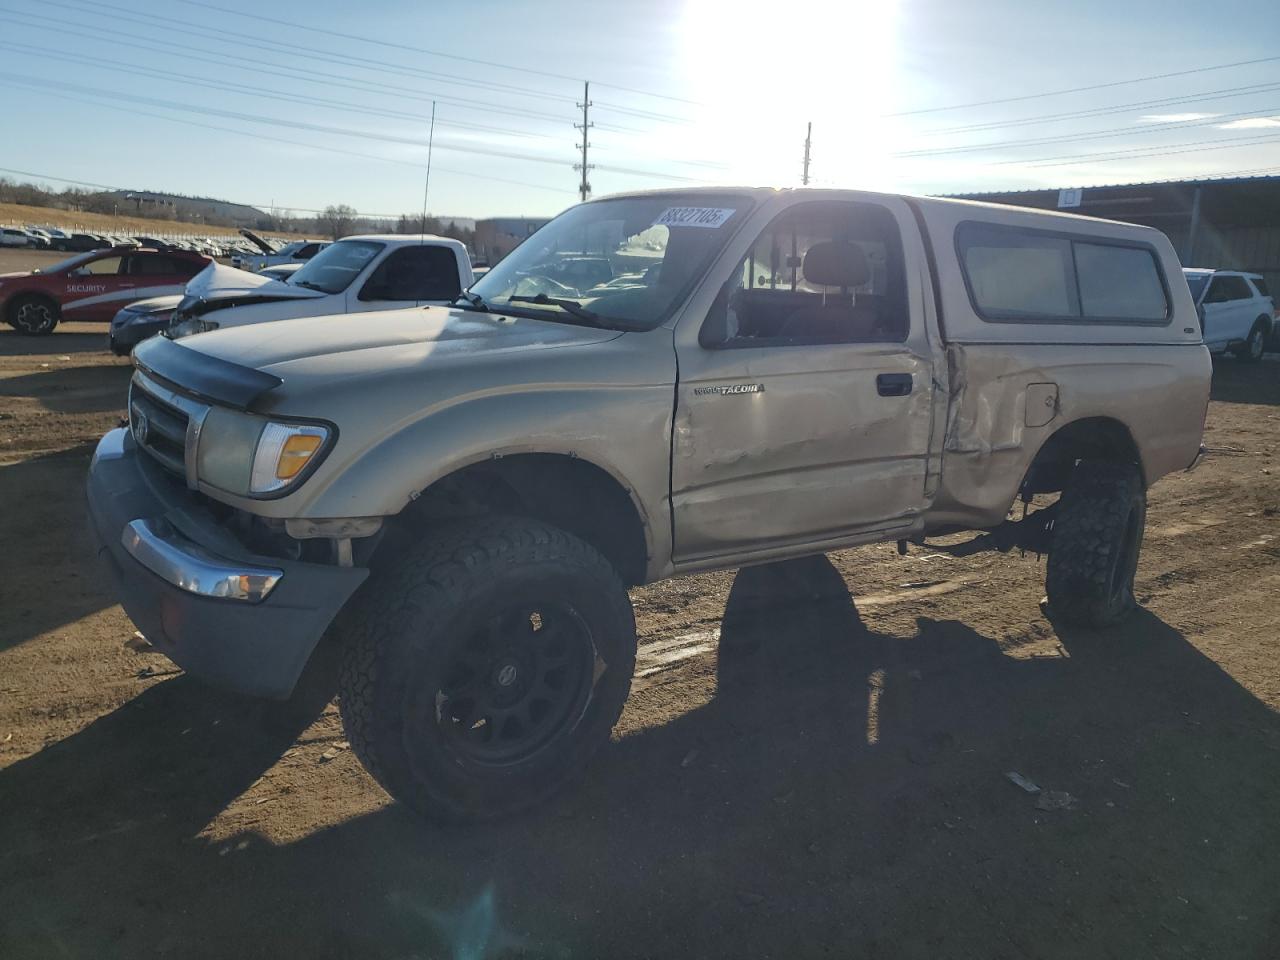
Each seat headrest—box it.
[803,241,870,288]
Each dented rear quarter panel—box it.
[910,196,1211,530]
[927,342,1211,530]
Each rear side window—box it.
[1204,275,1253,303]
[1249,277,1270,298]
[957,222,1170,324]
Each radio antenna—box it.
[420,100,437,237]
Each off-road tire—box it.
[1235,319,1268,363]
[336,516,636,822]
[1046,461,1146,627]
[7,294,60,335]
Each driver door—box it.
[670,197,937,564]
[59,254,125,323]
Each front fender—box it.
[297,383,674,563]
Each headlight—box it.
[197,407,333,497]
[169,318,219,339]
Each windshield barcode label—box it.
[653,207,736,229]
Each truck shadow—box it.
[2,558,1278,959]
[1209,355,1280,406]
[0,446,117,653]
[0,328,111,357]
[0,364,131,415]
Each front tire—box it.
[336,516,636,822]
[1046,461,1146,627]
[7,294,60,335]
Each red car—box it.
[0,246,211,335]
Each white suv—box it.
[1183,268,1276,361]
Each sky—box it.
[1,0,1279,221]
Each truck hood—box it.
[185,262,326,302]
[178,305,624,375]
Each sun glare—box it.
[678,0,903,189]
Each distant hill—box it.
[105,191,268,227]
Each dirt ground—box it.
[1,294,1278,958]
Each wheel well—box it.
[394,454,649,586]
[1020,418,1143,496]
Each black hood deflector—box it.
[133,335,282,411]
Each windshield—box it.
[469,194,753,330]
[1183,272,1211,301]
[287,240,383,294]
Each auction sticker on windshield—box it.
[653,207,736,228]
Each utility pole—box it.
[802,121,812,186]
[574,81,594,202]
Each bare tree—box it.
[319,204,357,239]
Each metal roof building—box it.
[948,175,1280,291]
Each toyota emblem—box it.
[133,411,150,446]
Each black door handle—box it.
[876,373,913,397]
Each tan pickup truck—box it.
[87,188,1211,821]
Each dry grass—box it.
[0,201,302,239]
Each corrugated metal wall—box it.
[1191,224,1280,293]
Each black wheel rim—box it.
[435,603,597,766]
[17,303,53,333]
[1108,505,1143,603]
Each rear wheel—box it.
[1045,461,1146,627]
[7,294,60,335]
[1235,320,1267,362]
[336,516,636,822]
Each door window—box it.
[701,201,908,346]
[358,246,462,301]
[76,256,122,276]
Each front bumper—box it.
[108,318,168,355]
[86,428,368,698]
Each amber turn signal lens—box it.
[275,434,324,479]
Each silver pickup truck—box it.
[87,187,1211,821]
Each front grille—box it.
[129,374,203,481]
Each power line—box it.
[0,9,580,129]
[51,0,581,108]
[895,105,1280,159]
[155,0,704,106]
[17,85,575,195]
[0,41,560,143]
[999,131,1280,168]
[886,54,1280,117]
[3,74,710,186]
[1,73,573,167]
[919,80,1280,136]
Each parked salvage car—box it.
[108,263,310,354]
[0,227,34,248]
[108,295,181,355]
[51,233,110,253]
[1182,267,1275,360]
[1,247,210,334]
[230,229,329,271]
[166,234,470,337]
[88,188,1211,822]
